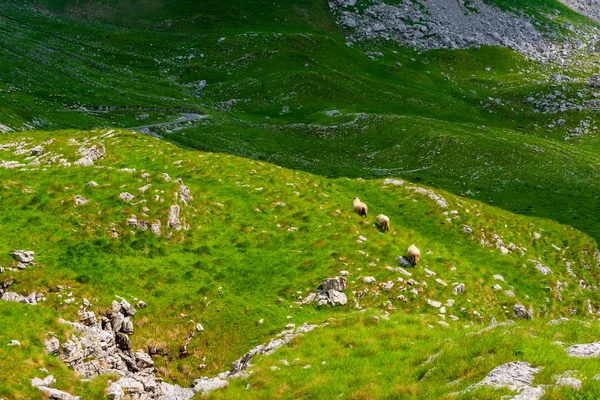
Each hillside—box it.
[3,0,600,399]
[1,129,600,399]
[2,0,600,244]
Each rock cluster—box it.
[329,0,583,61]
[74,144,105,167]
[296,277,348,306]
[53,299,197,399]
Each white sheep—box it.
[376,214,390,232]
[406,244,421,266]
[353,197,368,217]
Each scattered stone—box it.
[8,340,20,346]
[10,250,34,264]
[555,377,582,390]
[45,337,60,355]
[453,283,465,295]
[327,290,347,306]
[363,276,376,284]
[36,386,81,400]
[168,205,182,231]
[192,377,229,395]
[514,303,533,320]
[106,382,124,400]
[322,277,347,292]
[566,342,600,358]
[427,299,442,308]
[467,361,540,392]
[118,192,135,203]
[31,375,56,388]
[74,195,89,206]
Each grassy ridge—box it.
[0,128,598,398]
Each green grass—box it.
[0,128,599,398]
[211,313,600,399]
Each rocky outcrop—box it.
[559,0,600,23]
[465,361,542,397]
[330,0,595,61]
[566,342,600,358]
[167,205,182,231]
[10,250,34,264]
[229,323,323,376]
[74,144,105,167]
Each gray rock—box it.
[192,377,229,394]
[514,303,532,320]
[566,342,600,358]
[120,299,137,317]
[363,276,376,284]
[135,352,154,369]
[322,277,347,292]
[45,337,60,355]
[8,340,21,346]
[468,361,540,391]
[160,382,195,400]
[2,291,33,304]
[178,182,193,206]
[36,386,81,400]
[118,192,135,202]
[327,290,347,306]
[168,205,182,231]
[453,283,465,295]
[31,375,56,388]
[74,195,89,206]
[115,377,144,395]
[511,385,545,400]
[105,382,124,400]
[87,181,99,187]
[74,144,105,167]
[10,250,34,264]
[556,377,582,390]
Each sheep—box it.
[406,244,421,266]
[376,214,390,232]
[353,197,368,217]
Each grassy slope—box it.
[0,128,599,399]
[213,314,600,399]
[2,1,600,246]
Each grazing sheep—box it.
[376,214,390,232]
[353,197,368,217]
[406,244,421,266]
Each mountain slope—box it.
[2,0,600,247]
[0,128,599,398]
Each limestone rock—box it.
[168,205,182,231]
[514,303,532,320]
[566,342,600,358]
[322,277,347,292]
[327,290,347,306]
[45,337,60,355]
[106,382,124,400]
[31,375,56,388]
[192,377,229,394]
[10,250,34,264]
[36,386,81,400]
[119,192,135,203]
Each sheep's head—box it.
[353,197,360,202]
